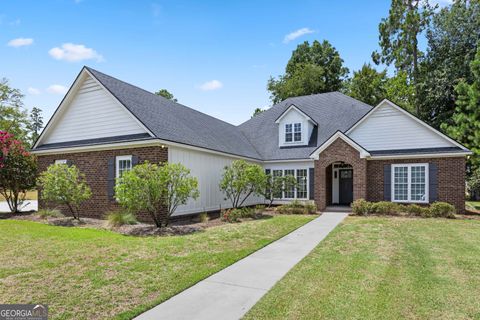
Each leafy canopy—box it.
[0,78,30,142]
[346,63,388,106]
[268,40,348,104]
[220,160,267,208]
[155,89,177,102]
[0,131,37,213]
[115,162,199,227]
[263,174,298,208]
[38,164,92,219]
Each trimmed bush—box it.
[430,202,456,218]
[371,201,402,215]
[351,199,372,215]
[37,209,63,219]
[106,210,138,227]
[304,202,317,214]
[277,200,316,215]
[404,204,426,216]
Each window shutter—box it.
[429,163,438,203]
[132,155,139,167]
[66,160,73,166]
[384,165,391,201]
[107,157,115,200]
[309,168,315,200]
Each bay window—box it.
[284,170,295,198]
[392,164,428,203]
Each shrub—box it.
[221,209,242,223]
[254,204,266,215]
[304,202,317,214]
[37,208,63,219]
[239,207,255,218]
[351,199,372,215]
[420,207,433,218]
[276,201,315,215]
[430,202,456,218]
[38,164,92,220]
[199,212,209,223]
[404,204,425,216]
[372,201,401,215]
[106,210,138,227]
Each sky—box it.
[1,0,451,126]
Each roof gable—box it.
[347,99,469,151]
[274,104,317,125]
[309,131,370,159]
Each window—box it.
[284,169,295,198]
[392,164,428,203]
[55,159,67,164]
[294,123,302,142]
[272,170,283,198]
[296,169,307,199]
[116,155,132,179]
[285,124,292,142]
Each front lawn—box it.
[0,215,314,320]
[245,216,480,320]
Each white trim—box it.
[54,159,68,164]
[266,167,310,200]
[369,152,471,160]
[346,99,470,151]
[33,68,155,149]
[391,163,429,204]
[274,104,317,125]
[115,155,132,179]
[309,131,370,159]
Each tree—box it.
[0,131,37,213]
[268,40,349,103]
[384,71,416,112]
[220,160,267,208]
[0,78,30,142]
[372,0,436,114]
[155,89,177,102]
[418,0,480,128]
[28,107,43,146]
[38,164,92,220]
[115,162,199,227]
[442,46,480,170]
[263,174,298,207]
[252,108,265,118]
[346,63,388,106]
[467,168,480,200]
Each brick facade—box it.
[367,157,466,213]
[314,137,466,213]
[37,146,168,222]
[314,138,367,210]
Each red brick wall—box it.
[314,138,367,210]
[367,157,466,213]
[37,146,168,222]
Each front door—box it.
[339,169,353,205]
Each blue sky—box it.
[0,0,448,125]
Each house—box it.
[31,67,471,221]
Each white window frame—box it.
[55,159,68,164]
[116,155,133,179]
[285,124,293,142]
[293,122,302,142]
[391,163,429,204]
[268,168,309,200]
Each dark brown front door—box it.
[339,169,353,205]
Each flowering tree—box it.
[0,130,37,213]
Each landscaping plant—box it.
[37,208,63,219]
[0,130,37,213]
[38,163,92,220]
[263,174,298,207]
[220,160,267,208]
[115,162,199,228]
[106,210,138,227]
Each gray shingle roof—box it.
[238,92,373,160]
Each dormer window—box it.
[294,123,302,142]
[276,104,317,147]
[285,124,293,142]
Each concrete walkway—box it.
[135,212,348,320]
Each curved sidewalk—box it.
[135,212,348,320]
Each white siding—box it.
[278,108,314,147]
[168,146,263,215]
[348,102,455,151]
[43,75,146,144]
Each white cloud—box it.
[48,43,103,62]
[199,80,223,91]
[47,85,68,95]
[27,87,41,95]
[283,27,315,44]
[7,38,33,47]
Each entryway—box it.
[331,162,353,206]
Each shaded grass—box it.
[244,216,480,320]
[0,215,314,319]
[466,201,480,211]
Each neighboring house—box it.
[31,67,471,221]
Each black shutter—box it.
[309,168,315,200]
[384,164,391,201]
[66,160,73,166]
[107,157,115,200]
[265,169,271,199]
[429,163,438,203]
[132,155,139,166]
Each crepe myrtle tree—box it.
[0,131,37,213]
[115,162,199,228]
[220,160,267,208]
[263,174,298,208]
[38,163,92,220]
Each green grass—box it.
[0,215,314,320]
[466,201,480,211]
[245,216,480,320]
